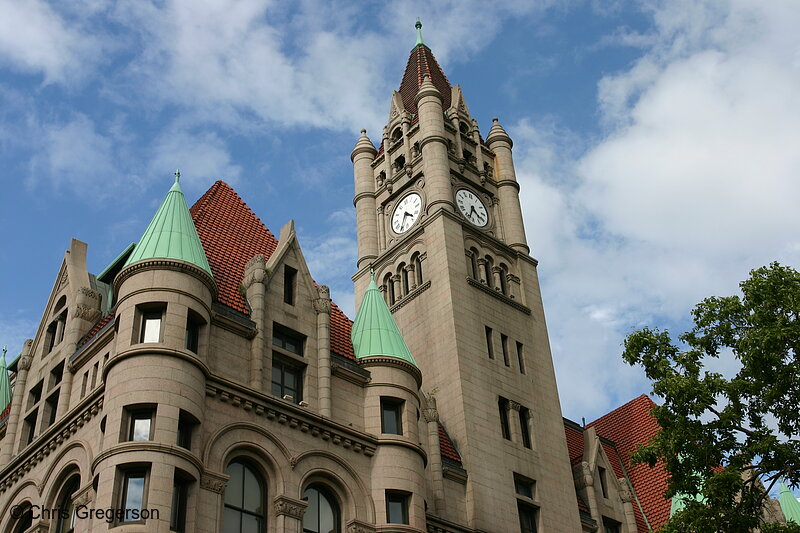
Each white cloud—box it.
[514,0,800,419]
[0,0,106,84]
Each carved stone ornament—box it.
[508,400,521,412]
[274,495,308,518]
[72,485,95,507]
[243,254,267,288]
[74,304,101,323]
[618,477,632,503]
[200,472,228,494]
[313,291,332,315]
[347,520,377,533]
[422,407,439,423]
[58,271,68,290]
[17,355,32,372]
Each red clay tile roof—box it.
[565,422,585,465]
[589,394,670,531]
[438,422,462,463]
[79,310,115,346]
[189,181,355,360]
[399,44,452,117]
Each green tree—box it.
[622,263,800,532]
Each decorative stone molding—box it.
[200,471,229,494]
[115,258,217,298]
[347,519,377,533]
[72,484,95,507]
[508,400,521,412]
[389,280,431,313]
[74,287,102,323]
[243,254,267,288]
[58,272,68,290]
[573,461,594,490]
[358,356,423,388]
[313,285,332,315]
[466,278,531,315]
[16,355,32,372]
[205,382,377,458]
[618,477,632,503]
[274,495,307,518]
[422,407,439,423]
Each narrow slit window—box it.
[501,334,510,367]
[516,341,526,374]
[485,327,494,360]
[284,265,297,305]
[499,397,511,440]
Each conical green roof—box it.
[780,482,800,523]
[0,347,12,413]
[124,173,212,275]
[351,274,417,366]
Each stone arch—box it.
[0,480,39,532]
[203,422,291,495]
[293,450,375,524]
[39,440,91,503]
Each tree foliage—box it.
[622,263,800,532]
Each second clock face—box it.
[455,189,488,227]
[391,193,422,233]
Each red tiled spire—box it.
[398,43,452,116]
[189,181,355,360]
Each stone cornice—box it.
[390,280,431,313]
[0,390,103,493]
[358,357,422,388]
[274,495,308,518]
[205,379,378,458]
[466,278,531,315]
[115,258,217,299]
[104,345,210,382]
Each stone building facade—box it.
[2,22,785,533]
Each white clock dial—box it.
[455,189,488,227]
[391,193,422,234]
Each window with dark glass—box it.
[119,468,147,523]
[599,466,608,498]
[386,491,409,524]
[11,504,33,533]
[303,485,340,533]
[516,341,526,374]
[44,390,59,428]
[224,460,265,533]
[126,407,154,442]
[501,334,510,367]
[272,358,303,402]
[284,265,297,305]
[28,380,43,410]
[50,361,65,388]
[55,475,79,533]
[177,410,197,450]
[519,407,532,449]
[170,471,190,533]
[24,410,38,445]
[514,474,535,499]
[381,398,404,435]
[185,310,203,353]
[518,501,538,533]
[485,326,494,360]
[273,325,303,355]
[603,518,621,533]
[499,397,511,440]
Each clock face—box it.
[455,189,488,227]
[391,193,422,234]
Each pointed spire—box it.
[351,129,377,161]
[124,172,213,276]
[780,482,800,523]
[351,272,417,366]
[415,18,424,47]
[0,347,11,415]
[486,117,512,147]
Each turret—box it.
[97,172,215,530]
[352,130,379,269]
[486,118,529,252]
[352,274,426,530]
[416,75,453,214]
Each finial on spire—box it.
[1,346,5,359]
[174,169,181,183]
[415,18,424,47]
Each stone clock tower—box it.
[351,21,582,532]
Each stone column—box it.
[486,118,529,253]
[57,287,101,419]
[274,495,308,533]
[415,75,454,214]
[314,286,332,417]
[476,258,488,285]
[447,109,464,160]
[619,477,639,533]
[471,118,484,178]
[508,400,522,444]
[376,206,386,253]
[423,396,446,513]
[491,266,503,292]
[244,255,267,390]
[199,471,228,533]
[382,127,393,184]
[0,340,32,462]
[392,275,402,301]
[406,264,417,290]
[575,461,599,524]
[402,112,413,170]
[491,196,504,241]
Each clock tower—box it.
[351,21,581,532]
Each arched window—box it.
[383,274,395,306]
[483,256,494,289]
[399,263,409,296]
[55,474,80,533]
[303,485,340,533]
[412,253,423,286]
[11,503,33,533]
[469,248,479,279]
[391,127,402,142]
[498,263,509,295]
[224,460,266,533]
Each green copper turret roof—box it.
[351,274,417,366]
[0,347,12,414]
[415,18,425,47]
[780,483,800,523]
[124,171,212,275]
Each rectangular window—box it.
[80,372,88,398]
[519,406,532,449]
[518,501,538,533]
[272,324,304,355]
[90,362,99,389]
[516,341,526,374]
[185,315,200,353]
[485,326,494,360]
[284,265,297,305]
[126,408,154,442]
[141,312,161,343]
[28,380,43,410]
[514,474,535,499]
[501,334,510,367]
[119,468,148,523]
[271,357,303,402]
[386,491,409,524]
[177,411,196,450]
[49,361,64,389]
[44,391,60,428]
[603,518,621,533]
[45,321,58,354]
[599,466,608,498]
[170,473,189,532]
[499,397,511,440]
[381,398,404,435]
[24,410,38,445]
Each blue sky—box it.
[1,0,799,425]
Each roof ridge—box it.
[588,393,655,428]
